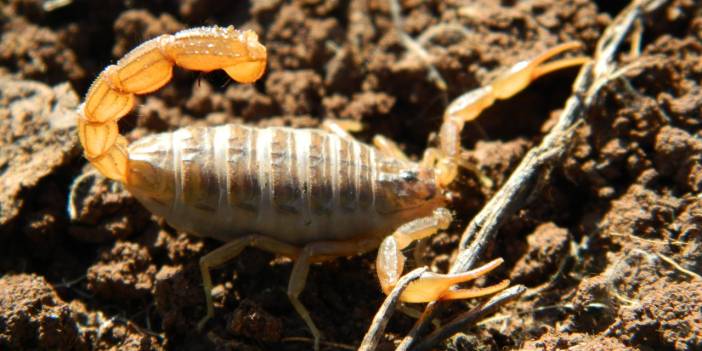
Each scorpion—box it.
[77,25,587,349]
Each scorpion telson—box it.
[77,25,588,349]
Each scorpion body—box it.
[76,25,587,349]
[128,124,442,244]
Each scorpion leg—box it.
[198,235,300,331]
[321,119,363,140]
[433,42,589,186]
[372,135,411,162]
[322,119,411,161]
[376,208,509,303]
[288,237,380,351]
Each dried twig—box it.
[395,0,670,350]
[359,267,428,351]
[412,285,526,351]
[387,0,448,92]
[657,253,702,281]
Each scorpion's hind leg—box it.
[376,208,509,303]
[287,238,380,351]
[197,235,300,331]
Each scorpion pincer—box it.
[76,25,587,349]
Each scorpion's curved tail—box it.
[77,26,267,182]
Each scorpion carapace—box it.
[77,25,588,349]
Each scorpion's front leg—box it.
[198,235,300,330]
[376,208,509,302]
[433,42,589,186]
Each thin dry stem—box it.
[657,253,702,281]
[359,267,428,351]
[412,285,526,351]
[387,0,448,93]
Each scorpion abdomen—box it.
[126,125,440,245]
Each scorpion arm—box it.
[376,208,509,303]
[430,42,589,187]
[77,26,267,182]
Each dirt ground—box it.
[1,0,701,350]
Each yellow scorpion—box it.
[77,25,587,349]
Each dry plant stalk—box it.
[359,267,428,351]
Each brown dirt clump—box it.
[0,77,79,235]
[509,222,570,285]
[153,263,204,333]
[87,241,157,301]
[68,173,151,243]
[1,0,701,350]
[607,279,702,350]
[0,18,85,83]
[0,274,86,350]
[228,299,284,343]
[522,331,630,351]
